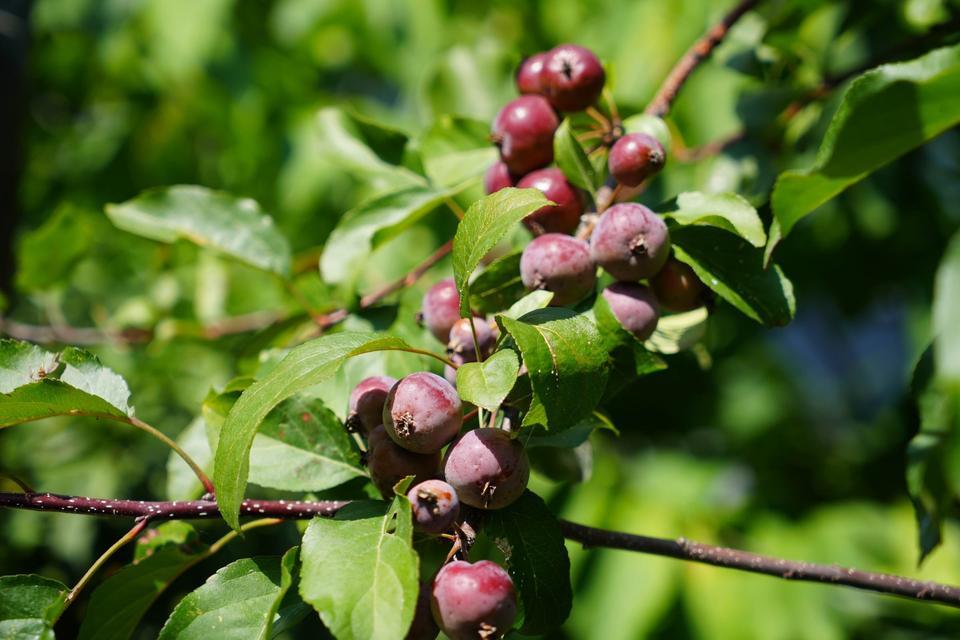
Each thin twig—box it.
[65,517,149,605]
[0,471,35,493]
[126,416,215,495]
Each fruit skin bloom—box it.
[650,257,707,311]
[590,203,671,281]
[608,132,666,187]
[516,52,548,95]
[384,372,463,454]
[517,168,584,236]
[602,281,660,340]
[520,233,597,307]
[443,428,529,510]
[431,560,517,640]
[420,278,462,343]
[483,162,516,194]
[407,479,460,535]
[367,439,439,499]
[542,44,606,112]
[347,375,397,435]
[491,95,559,175]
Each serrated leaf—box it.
[299,499,418,640]
[78,522,207,640]
[499,309,608,430]
[554,119,598,194]
[771,44,960,250]
[468,251,526,314]
[672,226,795,327]
[620,114,672,152]
[0,575,68,640]
[665,192,765,248]
[213,333,412,530]
[105,185,292,277]
[420,115,498,188]
[501,290,555,320]
[485,491,572,634]
[592,295,667,398]
[645,307,710,355]
[456,349,520,412]
[158,548,299,640]
[453,188,553,316]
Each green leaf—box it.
[672,226,795,327]
[0,341,132,427]
[468,251,526,314]
[934,231,960,385]
[78,522,207,640]
[213,333,412,530]
[501,290,555,320]
[320,186,450,288]
[105,185,292,277]
[453,188,552,316]
[554,119,598,194]
[205,392,364,493]
[166,417,213,501]
[0,575,68,640]
[592,295,667,398]
[771,44,960,247]
[499,309,608,430]
[16,205,94,291]
[485,491,572,634]
[158,548,299,640]
[299,500,418,640]
[664,192,765,248]
[645,307,710,355]
[525,413,614,449]
[456,349,520,412]
[620,114,672,152]
[420,115,498,188]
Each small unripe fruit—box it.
[517,168,583,236]
[589,203,670,280]
[407,581,440,640]
[420,278,462,343]
[448,317,497,364]
[484,162,516,195]
[347,376,397,435]
[444,428,529,509]
[602,282,660,340]
[542,44,605,112]
[368,439,440,498]
[491,96,558,175]
[431,560,517,640]
[650,257,708,312]
[407,479,460,535]
[516,52,548,95]
[384,373,463,454]
[608,133,666,187]
[520,233,596,307]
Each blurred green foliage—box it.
[3,0,960,637]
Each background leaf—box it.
[419,115,497,188]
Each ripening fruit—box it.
[517,168,583,236]
[448,317,497,364]
[484,161,516,195]
[368,439,440,498]
[520,233,597,306]
[589,203,670,280]
[347,376,397,435]
[491,95,559,175]
[650,257,708,312]
[516,52,548,95]
[384,373,463,454]
[407,581,440,640]
[431,560,517,640]
[420,278,462,343]
[367,424,390,453]
[542,44,606,112]
[407,479,460,535]
[602,282,660,340]
[608,133,666,187]
[444,428,529,509]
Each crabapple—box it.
[419,278,462,343]
[542,44,605,112]
[589,203,670,280]
[608,133,666,187]
[516,52,548,95]
[384,372,462,454]
[407,479,460,535]
[347,375,397,435]
[484,161,516,195]
[602,282,660,340]
[520,233,596,306]
[517,168,583,235]
[431,560,517,640]
[366,424,390,453]
[443,428,529,509]
[491,95,558,175]
[367,439,440,498]
[448,317,497,363]
[650,257,708,312]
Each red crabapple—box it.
[517,168,583,235]
[384,373,462,453]
[367,424,390,453]
[602,282,660,340]
[347,375,397,435]
[650,257,708,312]
[407,479,460,535]
[589,203,670,280]
[608,133,666,187]
[520,233,597,306]
[516,52,548,95]
[491,95,559,175]
[419,278,462,343]
[443,428,529,509]
[448,317,497,363]
[542,44,605,112]
[484,161,516,195]
[431,560,517,640]
[367,439,440,498]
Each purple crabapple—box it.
[484,161,517,195]
[407,479,460,535]
[347,375,397,435]
[366,424,390,453]
[448,317,497,363]
[491,95,559,175]
[384,372,463,454]
[419,278,462,343]
[517,168,584,236]
[443,428,529,510]
[602,282,660,340]
[589,203,670,280]
[542,44,606,112]
[520,233,597,307]
[650,257,708,312]
[608,133,666,187]
[367,438,440,499]
[516,52,548,95]
[431,560,517,640]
